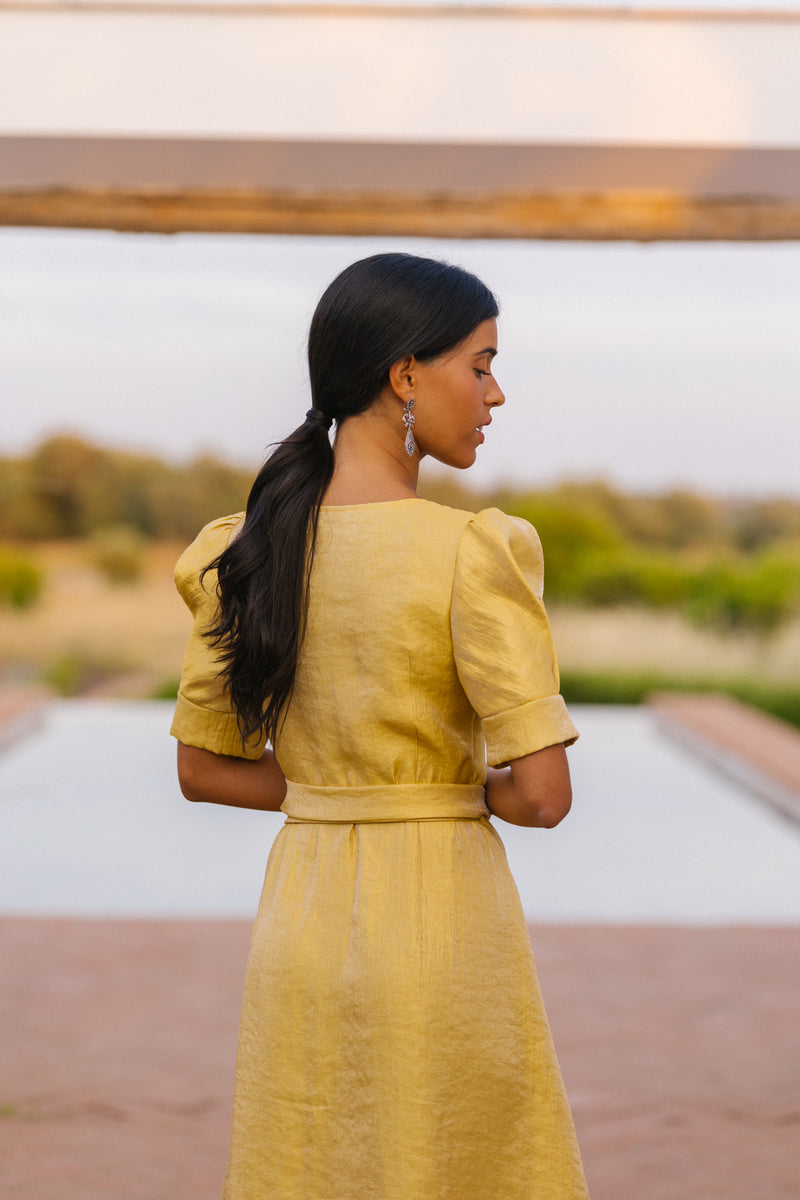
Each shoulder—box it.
[456,507,544,596]
[414,500,538,551]
[174,512,245,608]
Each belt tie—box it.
[281,781,488,824]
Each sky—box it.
[1,226,798,498]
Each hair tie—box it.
[305,408,333,431]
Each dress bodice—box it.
[171,499,577,785]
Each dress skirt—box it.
[221,784,588,1200]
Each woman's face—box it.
[412,319,505,469]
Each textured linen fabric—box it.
[171,498,588,1200]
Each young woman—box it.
[172,253,589,1199]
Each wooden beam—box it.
[3,187,800,241]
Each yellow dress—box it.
[171,498,589,1200]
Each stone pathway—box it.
[1,918,798,1200]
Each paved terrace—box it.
[1,695,798,1197]
[1,918,798,1200]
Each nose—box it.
[488,378,505,408]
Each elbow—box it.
[520,780,572,829]
[498,745,574,828]
[527,744,573,828]
[176,742,209,804]
[178,769,203,804]
[536,788,572,828]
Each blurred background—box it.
[2,3,800,1199]
[2,0,800,712]
[2,231,799,717]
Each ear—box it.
[388,354,416,401]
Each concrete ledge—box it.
[650,692,800,826]
[0,687,50,753]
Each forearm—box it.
[485,744,572,828]
[486,767,542,826]
[177,742,287,811]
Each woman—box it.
[172,253,589,1199]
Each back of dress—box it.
[171,497,588,1200]
[172,497,577,786]
[278,498,482,789]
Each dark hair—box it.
[204,252,499,748]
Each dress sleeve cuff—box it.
[170,692,266,760]
[483,694,579,767]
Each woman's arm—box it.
[177,742,287,811]
[485,743,572,828]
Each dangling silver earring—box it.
[402,397,416,457]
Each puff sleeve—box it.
[450,508,578,767]
[169,513,267,760]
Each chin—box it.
[426,443,478,470]
[437,450,477,470]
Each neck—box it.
[323,401,420,506]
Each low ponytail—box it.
[202,410,334,746]
[203,253,498,750]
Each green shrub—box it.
[504,498,625,598]
[151,676,180,700]
[686,552,800,634]
[563,549,691,608]
[559,669,800,729]
[90,524,146,585]
[0,549,43,609]
[43,650,124,697]
[44,652,88,697]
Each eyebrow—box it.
[472,347,498,358]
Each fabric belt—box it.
[281,781,489,824]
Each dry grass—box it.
[0,541,191,697]
[550,605,800,686]
[1,541,797,699]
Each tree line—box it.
[0,434,252,542]
[423,477,800,633]
[2,435,800,631]
[3,433,799,550]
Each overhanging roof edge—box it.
[4,0,800,24]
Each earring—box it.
[402,397,416,457]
